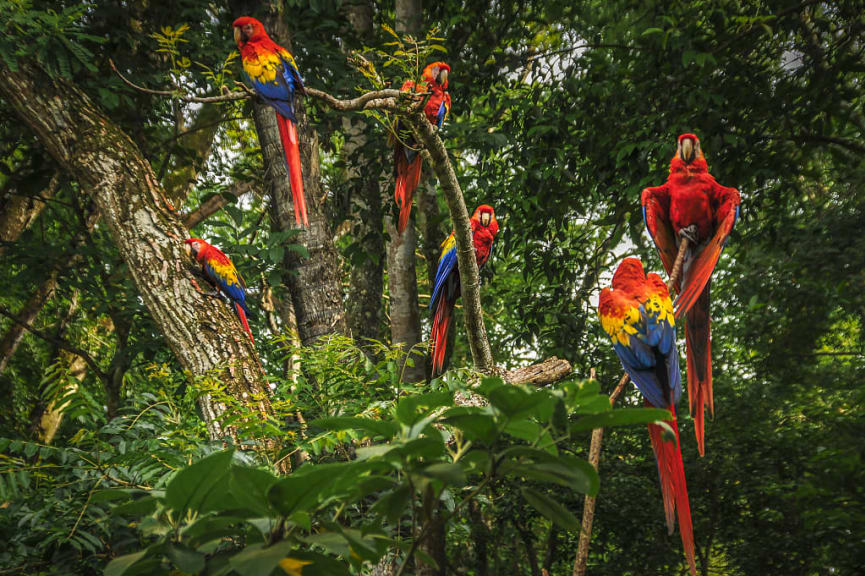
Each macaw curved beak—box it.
[480,211,491,227]
[680,138,695,163]
[439,68,448,85]
[233,26,242,46]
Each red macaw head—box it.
[676,133,704,164]
[185,237,211,262]
[233,16,268,48]
[471,204,499,236]
[669,133,708,175]
[423,61,451,90]
[611,257,645,293]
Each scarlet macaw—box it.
[233,16,308,227]
[598,258,695,576]
[391,61,451,234]
[642,133,740,456]
[185,238,254,344]
[429,204,497,376]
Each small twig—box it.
[572,237,690,576]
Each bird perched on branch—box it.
[233,16,308,227]
[429,204,497,376]
[598,258,696,576]
[185,238,254,345]
[391,61,451,234]
[642,133,740,455]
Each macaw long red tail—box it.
[685,284,712,457]
[647,408,696,576]
[233,302,255,346]
[430,294,454,376]
[394,154,423,234]
[275,112,308,227]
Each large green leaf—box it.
[166,543,204,574]
[441,406,498,443]
[228,541,293,576]
[103,550,148,576]
[521,487,581,531]
[418,462,466,486]
[569,408,672,433]
[165,449,234,513]
[395,391,453,426]
[268,462,356,516]
[229,465,278,517]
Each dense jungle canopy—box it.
[0,0,863,575]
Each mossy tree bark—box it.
[0,58,273,440]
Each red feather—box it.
[430,292,454,375]
[234,301,255,345]
[395,151,423,234]
[276,113,307,227]
[684,283,712,456]
[647,403,696,576]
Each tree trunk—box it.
[0,172,59,257]
[386,0,427,383]
[387,219,426,382]
[0,58,272,440]
[345,166,385,344]
[339,0,386,344]
[395,0,423,35]
[244,3,347,346]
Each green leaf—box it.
[569,408,671,433]
[103,550,148,576]
[370,485,412,523]
[110,496,158,517]
[441,407,497,442]
[521,487,581,531]
[418,463,466,486]
[167,543,205,574]
[165,449,234,513]
[268,463,351,516]
[641,27,664,36]
[485,384,546,419]
[310,416,399,439]
[229,541,293,576]
[229,465,278,517]
[395,391,453,426]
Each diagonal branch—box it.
[403,108,495,372]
